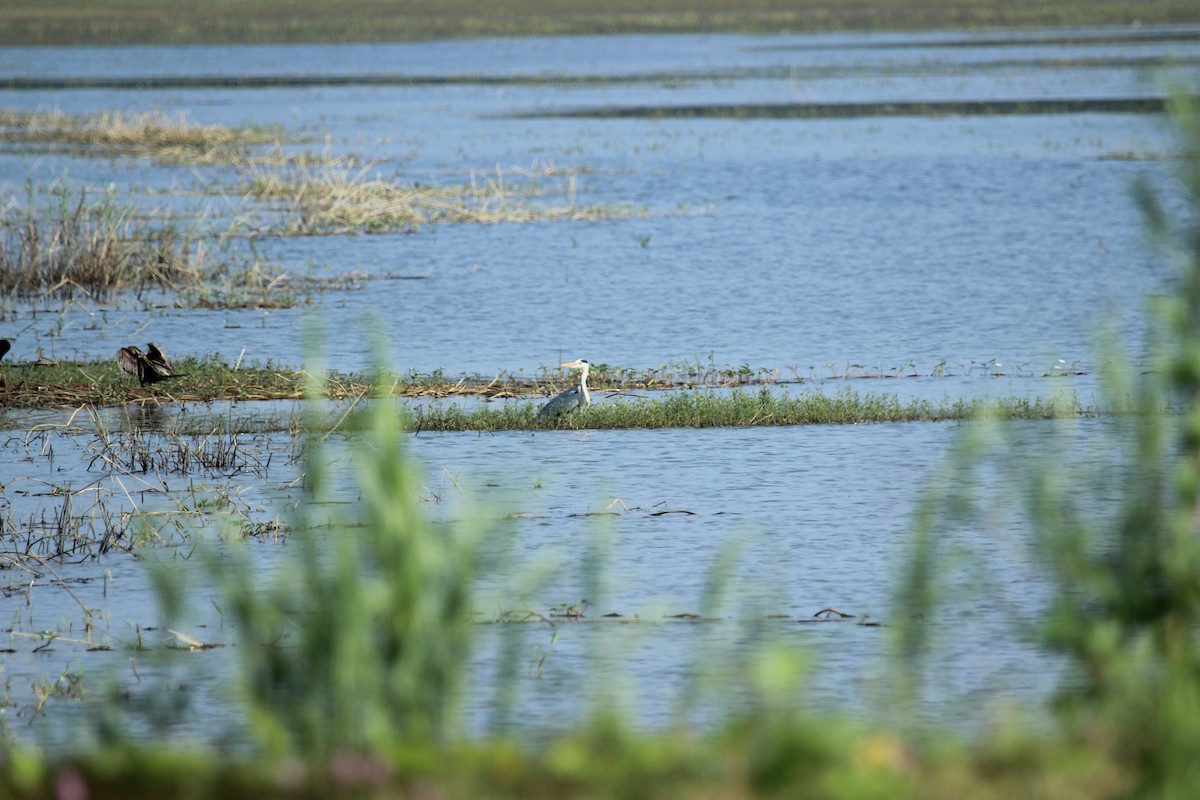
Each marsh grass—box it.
[0,109,281,163]
[0,412,285,570]
[414,388,1085,432]
[0,186,207,301]
[0,493,129,561]
[885,93,1200,798]
[238,160,642,233]
[182,361,485,759]
[0,355,312,407]
[0,185,368,308]
[87,427,273,478]
[0,354,1093,416]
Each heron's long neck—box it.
[579,366,590,404]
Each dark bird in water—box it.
[536,359,592,421]
[0,339,10,361]
[118,345,177,387]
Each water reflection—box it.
[117,401,173,432]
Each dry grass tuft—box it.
[0,108,281,163]
[238,160,643,233]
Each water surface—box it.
[0,25,1194,751]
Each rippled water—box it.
[1,26,1197,750]
[1,28,1193,375]
[2,410,1085,749]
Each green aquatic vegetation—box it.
[413,388,1085,431]
[0,352,1092,423]
[0,108,281,163]
[184,364,484,758]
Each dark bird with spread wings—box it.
[146,342,173,375]
[118,343,179,387]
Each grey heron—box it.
[536,359,591,421]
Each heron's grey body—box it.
[537,359,591,421]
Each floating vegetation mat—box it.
[0,108,282,163]
[0,357,315,408]
[236,160,642,234]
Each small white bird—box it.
[536,359,591,421]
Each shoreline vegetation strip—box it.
[0,358,1087,425]
[1,0,1197,46]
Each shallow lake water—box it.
[0,25,1197,751]
[1,409,1086,750]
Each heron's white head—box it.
[561,359,590,378]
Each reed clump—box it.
[0,186,207,301]
[87,427,273,477]
[0,494,129,561]
[0,184,367,307]
[0,108,281,163]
